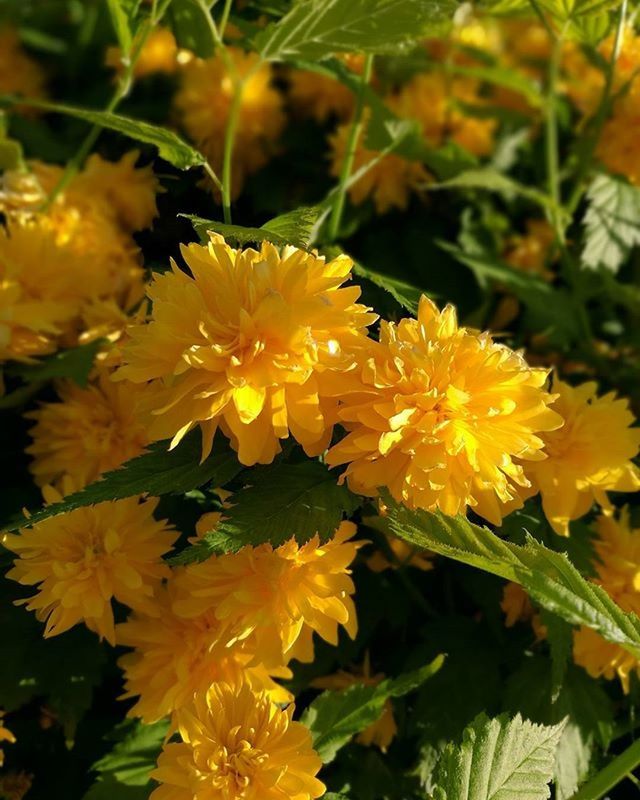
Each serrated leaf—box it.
[168,0,217,57]
[539,609,573,701]
[581,173,640,273]
[303,656,444,762]
[428,167,553,210]
[0,98,205,169]
[255,0,456,61]
[6,340,102,387]
[353,261,423,314]
[172,460,360,562]
[537,0,619,21]
[433,713,565,800]
[439,242,582,342]
[83,719,168,800]
[2,432,241,532]
[183,206,320,250]
[385,501,640,658]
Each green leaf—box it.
[384,501,640,658]
[168,0,217,57]
[0,136,23,171]
[581,173,640,273]
[6,340,102,387]
[427,167,553,211]
[303,655,444,763]
[439,243,582,342]
[183,206,321,250]
[537,0,619,21]
[83,719,168,800]
[172,460,360,562]
[352,261,423,314]
[432,713,565,800]
[255,0,456,62]
[539,609,573,701]
[0,98,205,170]
[3,432,241,532]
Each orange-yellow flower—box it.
[326,296,562,524]
[503,219,556,281]
[288,54,364,123]
[172,522,361,667]
[0,221,91,363]
[500,581,546,640]
[150,682,325,800]
[116,235,376,464]
[26,367,148,491]
[174,47,285,199]
[0,712,16,768]
[312,654,397,751]
[73,151,160,232]
[117,586,292,724]
[3,491,177,644]
[574,510,640,691]
[389,73,496,157]
[0,26,46,109]
[106,27,179,79]
[328,119,430,214]
[525,379,640,536]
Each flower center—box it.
[210,739,269,798]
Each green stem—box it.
[566,0,627,216]
[43,7,163,209]
[221,82,244,224]
[327,53,374,242]
[544,29,564,243]
[218,0,233,40]
[569,739,640,800]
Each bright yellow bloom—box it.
[0,221,91,363]
[326,296,562,524]
[74,151,160,232]
[3,492,177,644]
[574,510,640,691]
[525,379,640,536]
[0,771,32,800]
[117,586,292,724]
[0,27,46,109]
[106,27,179,78]
[26,367,148,491]
[172,522,361,667]
[389,73,496,157]
[328,119,430,214]
[0,712,16,768]
[288,54,364,123]
[116,235,376,464]
[312,654,397,751]
[174,47,285,199]
[150,682,325,800]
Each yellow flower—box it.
[106,27,179,78]
[0,712,16,768]
[312,654,397,751]
[3,492,177,644]
[151,682,325,800]
[0,771,32,800]
[116,234,376,464]
[328,118,430,214]
[172,522,361,667]
[73,151,160,232]
[326,296,562,524]
[389,73,496,157]
[525,379,640,536]
[0,26,46,109]
[174,47,285,199]
[26,366,148,491]
[573,626,639,692]
[288,54,364,123]
[117,586,292,724]
[503,219,556,281]
[0,221,91,363]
